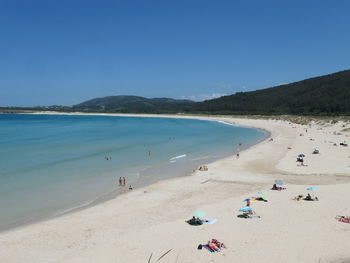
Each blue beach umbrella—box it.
[307,187,317,191]
[275,179,284,185]
[298,154,305,158]
[314,147,320,151]
[239,206,252,212]
[192,210,206,217]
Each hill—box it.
[73,95,195,113]
[195,70,350,115]
[3,69,350,116]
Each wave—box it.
[170,154,187,162]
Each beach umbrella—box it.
[275,179,284,185]
[239,206,252,212]
[314,147,320,151]
[298,154,305,158]
[307,187,317,191]
[192,210,206,217]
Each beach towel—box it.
[201,218,217,224]
[338,218,350,224]
[202,245,215,252]
[202,244,220,252]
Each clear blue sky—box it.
[1,0,349,106]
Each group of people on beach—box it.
[118,177,133,190]
[197,238,226,252]
[205,239,226,252]
[296,157,304,165]
[118,177,126,186]
[193,123,350,255]
[293,193,318,201]
[336,215,350,224]
[198,165,208,171]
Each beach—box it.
[0,114,350,263]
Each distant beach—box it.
[0,114,350,263]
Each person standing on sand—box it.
[118,177,122,186]
[122,177,126,186]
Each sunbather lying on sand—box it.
[211,239,226,249]
[292,195,303,201]
[237,210,261,219]
[198,165,208,171]
[272,184,286,191]
[186,216,202,225]
[303,193,319,201]
[204,239,226,252]
[335,215,350,223]
[186,216,208,225]
[199,217,209,223]
[207,240,220,252]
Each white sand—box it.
[0,114,350,263]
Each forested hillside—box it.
[73,96,195,113]
[195,70,350,115]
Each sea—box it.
[0,114,267,231]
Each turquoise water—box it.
[0,114,266,230]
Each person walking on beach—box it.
[122,177,126,186]
[118,177,122,186]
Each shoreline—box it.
[1,114,350,262]
[0,112,270,233]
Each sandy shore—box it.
[0,114,350,263]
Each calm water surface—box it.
[0,114,266,230]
